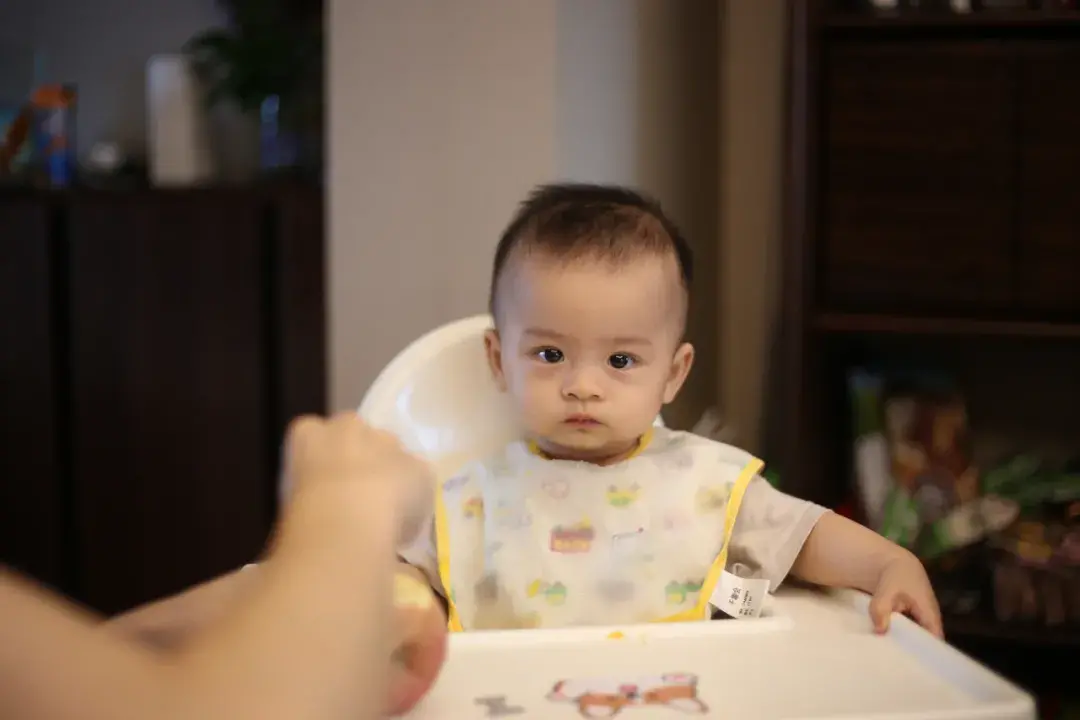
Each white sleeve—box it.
[727,476,829,592]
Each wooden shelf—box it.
[945,613,1080,648]
[826,10,1080,29]
[814,312,1080,338]
[787,2,1080,683]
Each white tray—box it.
[405,593,1035,719]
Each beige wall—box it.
[717,1,787,455]
[329,0,786,445]
[328,0,722,427]
[328,0,559,415]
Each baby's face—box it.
[486,253,692,463]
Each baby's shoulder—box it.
[644,428,761,479]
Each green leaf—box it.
[181,1,322,114]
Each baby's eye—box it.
[608,353,635,370]
[536,347,564,364]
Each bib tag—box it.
[709,570,770,619]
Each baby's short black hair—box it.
[488,183,694,320]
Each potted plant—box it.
[184,0,323,178]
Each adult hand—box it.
[284,414,445,714]
[283,413,434,545]
[0,414,443,720]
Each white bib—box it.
[433,429,763,631]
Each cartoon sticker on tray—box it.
[547,673,707,717]
[474,695,525,717]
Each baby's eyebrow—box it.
[522,327,653,347]
[610,336,653,347]
[522,327,567,341]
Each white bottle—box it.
[146,54,215,186]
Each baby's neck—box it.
[529,436,644,466]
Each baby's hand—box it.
[386,569,448,716]
[869,552,943,638]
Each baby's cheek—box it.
[518,380,556,420]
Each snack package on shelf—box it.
[848,371,1022,621]
[988,498,1080,626]
[846,370,1080,625]
[875,384,1017,559]
[849,371,893,532]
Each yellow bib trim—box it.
[655,456,764,623]
[433,485,464,632]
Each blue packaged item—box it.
[31,84,77,187]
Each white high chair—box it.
[361,316,1035,720]
[358,313,663,480]
[357,314,516,481]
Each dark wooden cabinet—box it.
[0,197,63,591]
[68,192,270,613]
[783,3,1080,507]
[0,186,325,615]
[813,29,1080,322]
[822,39,1015,314]
[1015,42,1080,314]
[783,0,1080,701]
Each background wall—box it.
[328,0,724,430]
[718,1,787,455]
[0,0,257,180]
[2,0,788,454]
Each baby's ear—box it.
[663,342,695,404]
[484,328,508,391]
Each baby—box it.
[109,184,941,671]
[398,182,942,634]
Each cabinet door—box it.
[69,191,272,614]
[273,188,326,473]
[0,195,63,589]
[1015,42,1080,316]
[260,188,326,510]
[821,40,1015,314]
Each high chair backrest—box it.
[358,314,517,481]
[358,314,664,481]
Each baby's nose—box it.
[562,366,603,400]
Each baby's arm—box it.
[396,471,471,613]
[790,511,911,592]
[728,476,940,635]
[727,475,917,591]
[396,514,448,617]
[106,568,256,649]
[791,511,942,635]
[396,561,433,589]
